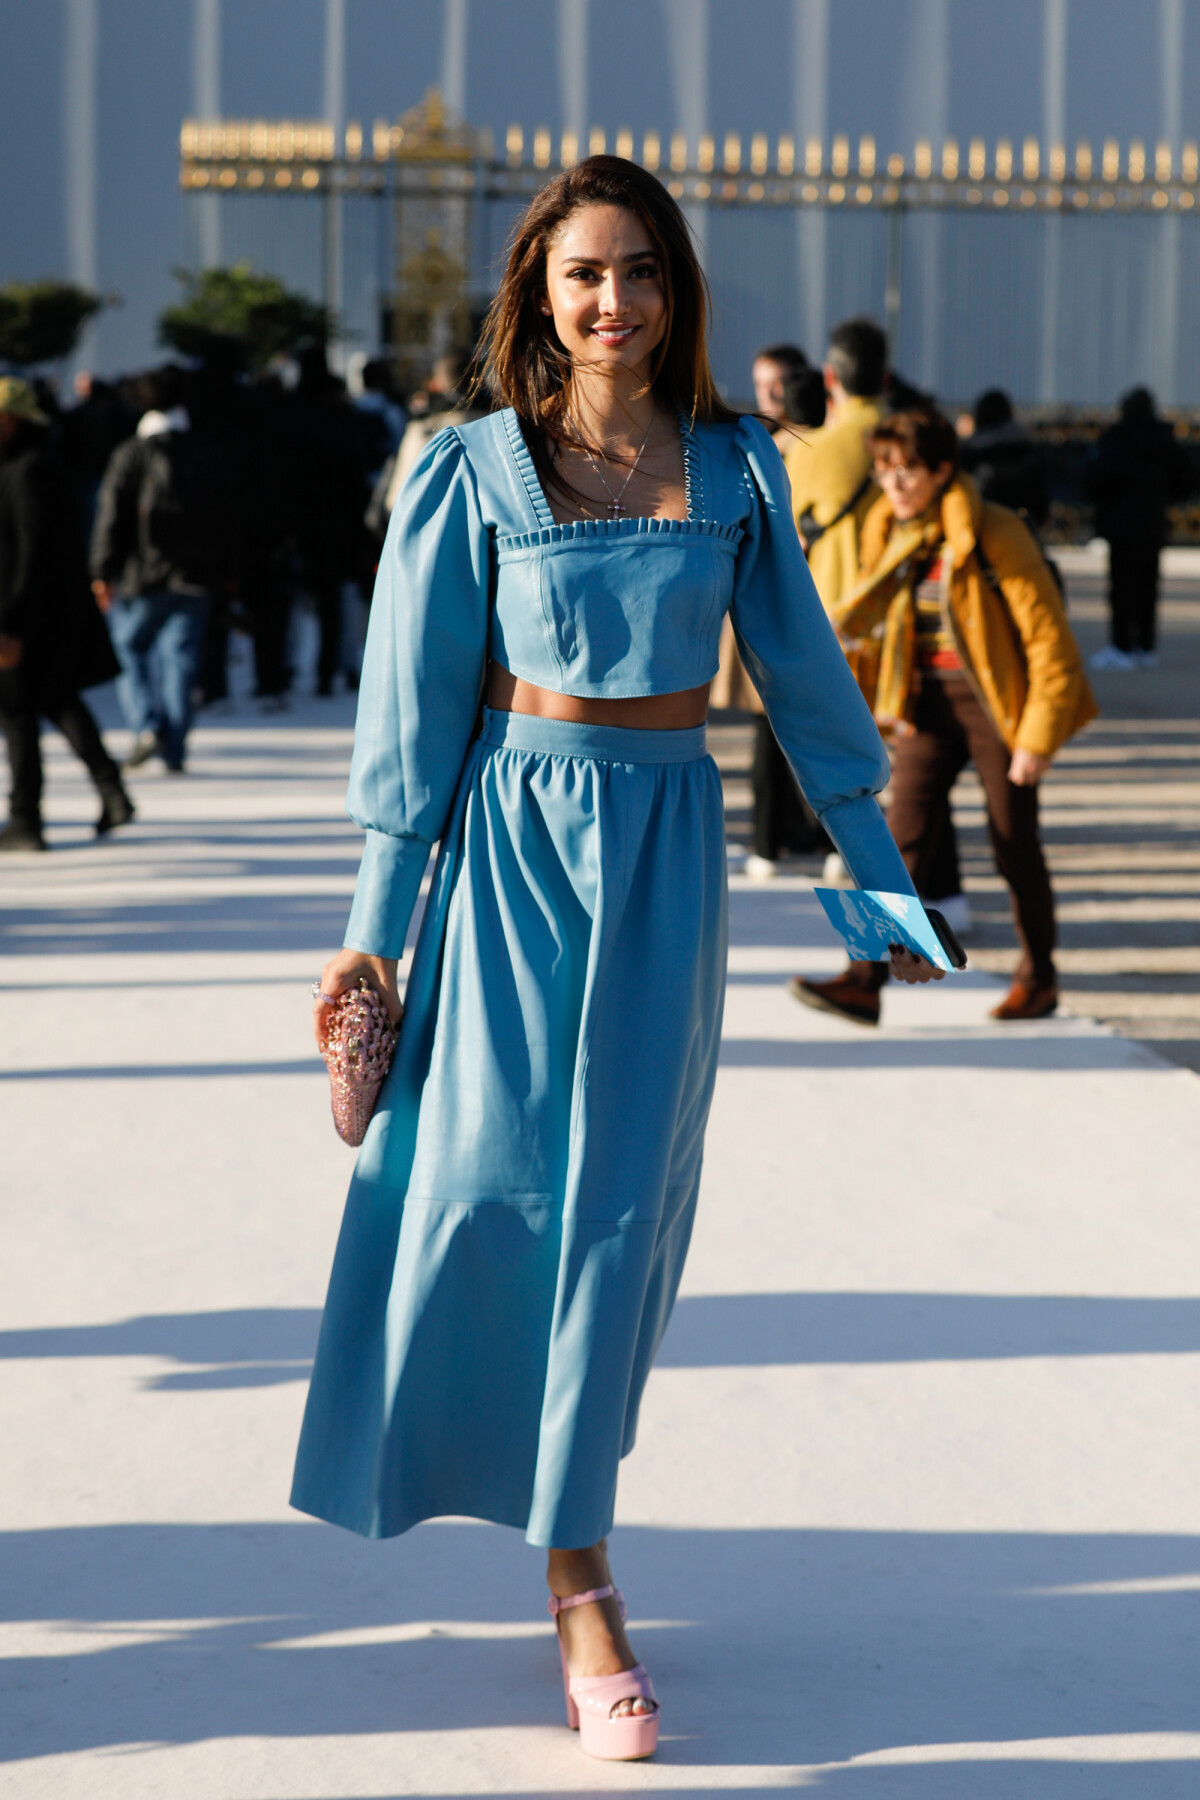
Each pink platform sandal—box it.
[547,1584,659,1760]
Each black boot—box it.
[95,784,136,837]
[0,818,46,852]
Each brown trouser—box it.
[850,672,1057,991]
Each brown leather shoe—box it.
[989,981,1058,1021]
[789,975,881,1028]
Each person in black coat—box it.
[0,379,132,852]
[90,368,234,769]
[61,371,135,527]
[290,350,375,696]
[961,389,1049,524]
[1086,387,1194,668]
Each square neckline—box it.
[500,407,703,531]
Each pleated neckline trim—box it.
[496,515,744,552]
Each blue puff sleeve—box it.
[343,428,491,957]
[730,417,915,896]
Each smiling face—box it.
[541,203,668,383]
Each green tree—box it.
[0,281,104,365]
[158,264,334,370]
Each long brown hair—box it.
[475,155,737,497]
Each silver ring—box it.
[310,981,335,1003]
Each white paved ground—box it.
[3,694,1199,1797]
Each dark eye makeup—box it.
[560,257,661,281]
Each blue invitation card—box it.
[813,888,959,973]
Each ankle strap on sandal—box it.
[547,1583,615,1617]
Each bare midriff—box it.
[488,662,709,730]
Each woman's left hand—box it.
[312,950,403,1048]
[888,945,945,984]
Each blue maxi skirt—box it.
[290,709,727,1548]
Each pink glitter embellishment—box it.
[320,983,399,1146]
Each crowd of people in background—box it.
[702,320,1195,1027]
[0,344,480,846]
[74,346,419,726]
[0,308,1194,889]
[713,320,1104,1024]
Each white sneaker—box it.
[1090,645,1135,671]
[821,851,851,887]
[743,853,780,880]
[927,892,972,936]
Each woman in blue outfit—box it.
[294,157,940,1760]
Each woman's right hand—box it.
[888,945,945,985]
[312,950,403,1049]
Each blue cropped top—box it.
[344,408,914,956]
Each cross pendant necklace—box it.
[584,414,655,519]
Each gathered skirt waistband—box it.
[480,705,707,765]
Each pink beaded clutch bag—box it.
[319,981,399,1147]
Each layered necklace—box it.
[578,412,656,519]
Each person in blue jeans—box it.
[102,587,209,771]
[90,374,229,773]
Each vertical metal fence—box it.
[181,113,1200,409]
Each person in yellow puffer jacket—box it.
[792,406,1097,1026]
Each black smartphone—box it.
[924,907,968,970]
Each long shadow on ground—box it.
[2,1517,1197,1794]
[4,1293,1200,1388]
